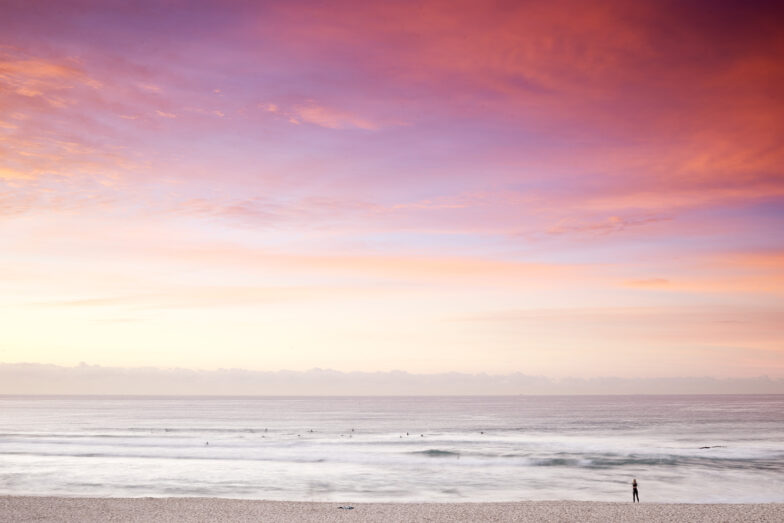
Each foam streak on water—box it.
[0,395,782,502]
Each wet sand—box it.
[2,497,783,522]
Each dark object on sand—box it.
[338,506,354,510]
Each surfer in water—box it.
[632,478,639,502]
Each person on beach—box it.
[632,479,639,502]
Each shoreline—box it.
[2,497,783,522]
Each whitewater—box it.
[1,395,782,502]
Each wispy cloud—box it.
[546,215,671,236]
[262,100,389,130]
[625,278,669,288]
[292,102,380,130]
[0,1,782,379]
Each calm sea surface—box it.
[1,395,782,502]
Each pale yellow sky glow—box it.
[2,210,782,378]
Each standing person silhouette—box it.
[632,478,639,502]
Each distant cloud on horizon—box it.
[1,363,782,396]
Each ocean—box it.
[1,395,782,503]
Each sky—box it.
[1,0,783,385]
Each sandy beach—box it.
[2,497,783,523]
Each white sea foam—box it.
[0,395,782,502]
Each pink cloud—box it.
[0,0,782,376]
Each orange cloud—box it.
[293,102,379,130]
[621,251,784,295]
[0,166,33,180]
[625,278,669,288]
[260,100,387,130]
[0,55,101,110]
[720,251,784,270]
[160,243,578,287]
